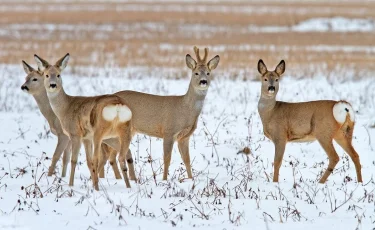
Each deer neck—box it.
[46,88,71,119]
[258,92,277,121]
[32,90,58,126]
[183,81,207,116]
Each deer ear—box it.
[56,53,70,71]
[22,60,34,74]
[34,54,49,71]
[275,60,285,76]
[257,59,267,75]
[37,67,43,75]
[186,54,197,70]
[208,55,220,70]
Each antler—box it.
[194,46,209,63]
[193,46,200,62]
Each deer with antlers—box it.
[257,59,362,184]
[113,46,220,180]
[21,61,122,180]
[33,54,134,190]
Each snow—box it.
[160,43,375,55]
[0,4,371,17]
[293,17,375,32]
[1,17,374,37]
[0,65,374,229]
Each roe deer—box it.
[34,53,133,190]
[21,61,71,178]
[21,61,122,180]
[114,46,220,180]
[257,59,362,184]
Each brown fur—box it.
[34,54,135,190]
[257,59,362,184]
[112,46,220,180]
[21,60,122,180]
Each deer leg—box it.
[109,149,122,179]
[118,149,131,188]
[99,144,107,179]
[318,139,339,184]
[163,136,174,180]
[334,134,362,182]
[93,133,105,191]
[118,124,132,188]
[48,134,70,177]
[83,139,97,185]
[126,149,136,181]
[99,166,105,178]
[61,140,71,178]
[272,139,286,182]
[177,137,193,179]
[69,135,82,187]
[104,138,135,181]
[102,138,123,180]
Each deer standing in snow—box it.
[113,46,220,180]
[34,54,134,190]
[257,59,362,183]
[21,61,122,180]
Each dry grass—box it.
[0,0,374,78]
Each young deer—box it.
[34,54,134,190]
[114,46,220,180]
[21,61,122,180]
[257,59,362,184]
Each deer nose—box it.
[50,83,57,88]
[199,80,208,85]
[21,85,29,91]
[268,86,275,91]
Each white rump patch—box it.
[332,102,355,124]
[102,104,132,122]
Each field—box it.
[1,0,375,229]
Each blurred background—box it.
[1,0,374,80]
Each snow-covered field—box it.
[0,65,374,229]
[1,17,374,40]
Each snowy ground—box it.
[0,65,374,229]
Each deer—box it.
[33,53,134,190]
[21,60,71,178]
[113,46,220,180]
[256,59,362,184]
[21,60,123,181]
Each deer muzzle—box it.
[268,86,275,93]
[199,79,208,86]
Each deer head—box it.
[20,60,45,95]
[186,46,220,91]
[257,59,285,98]
[34,53,70,94]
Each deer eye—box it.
[32,78,37,81]
[195,73,199,76]
[275,79,279,82]
[46,75,49,78]
[57,75,60,78]
[264,79,268,81]
[207,73,210,75]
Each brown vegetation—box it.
[0,0,374,78]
